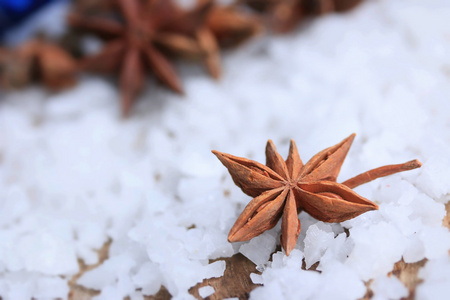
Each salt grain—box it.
[198,285,215,298]
[239,233,277,266]
[416,256,450,300]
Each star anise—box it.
[158,2,262,79]
[140,0,261,78]
[0,39,77,91]
[189,3,262,78]
[204,5,262,49]
[138,0,222,79]
[68,0,208,116]
[212,134,421,255]
[240,0,363,33]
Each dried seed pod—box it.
[0,40,78,91]
[213,133,421,255]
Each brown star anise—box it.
[143,1,261,79]
[212,133,422,255]
[68,0,207,116]
[185,3,261,79]
[0,39,77,91]
[188,3,262,79]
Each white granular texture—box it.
[0,0,449,299]
[198,285,215,298]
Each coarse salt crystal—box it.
[198,285,215,298]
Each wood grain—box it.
[189,254,261,300]
[68,239,111,300]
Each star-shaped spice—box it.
[171,3,262,79]
[141,1,261,79]
[212,134,422,255]
[0,39,77,91]
[68,0,210,116]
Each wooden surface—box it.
[68,202,450,299]
[189,254,261,300]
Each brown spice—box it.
[162,2,262,79]
[68,0,197,116]
[0,40,77,91]
[69,0,261,107]
[212,133,422,255]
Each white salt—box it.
[77,254,136,290]
[198,285,215,298]
[131,262,162,296]
[18,232,78,276]
[346,222,406,281]
[239,233,277,266]
[34,276,69,299]
[0,186,30,227]
[416,256,450,300]
[202,260,226,279]
[414,156,450,201]
[250,273,264,285]
[402,235,425,263]
[303,223,334,268]
[315,261,365,300]
[410,194,446,227]
[370,275,408,300]
[250,250,320,299]
[420,226,450,260]
[318,233,353,269]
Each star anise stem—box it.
[342,159,422,189]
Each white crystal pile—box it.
[0,0,449,299]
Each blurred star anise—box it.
[0,39,77,91]
[155,1,261,79]
[68,0,211,116]
[170,3,262,79]
[213,134,421,255]
[69,0,261,114]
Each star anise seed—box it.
[0,39,77,91]
[212,133,422,255]
[151,1,262,79]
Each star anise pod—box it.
[132,0,261,79]
[240,0,363,33]
[0,46,29,89]
[68,0,206,116]
[213,134,422,255]
[204,5,262,49]
[0,39,77,91]
[157,1,262,79]
[138,0,222,79]
[170,2,261,78]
